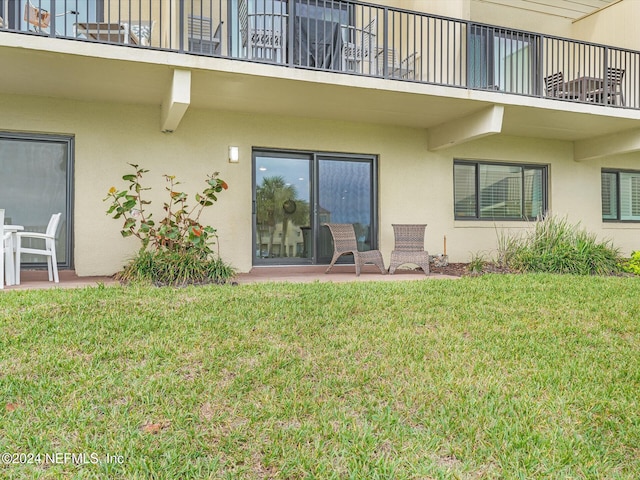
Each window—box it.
[602,170,640,222]
[454,161,547,220]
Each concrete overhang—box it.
[574,128,640,161]
[2,32,640,143]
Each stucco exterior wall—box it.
[572,1,640,50]
[1,92,639,276]
[468,0,574,37]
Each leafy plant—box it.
[468,251,487,274]
[621,251,640,275]
[104,164,234,285]
[105,164,228,256]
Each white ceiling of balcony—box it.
[476,0,618,20]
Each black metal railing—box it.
[3,0,639,109]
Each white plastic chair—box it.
[239,0,288,63]
[15,213,62,284]
[341,17,376,73]
[122,20,156,46]
[1,209,14,289]
[377,48,419,80]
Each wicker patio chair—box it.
[324,223,386,276]
[388,224,429,275]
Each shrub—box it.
[621,251,640,275]
[104,164,235,285]
[498,215,622,275]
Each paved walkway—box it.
[2,265,458,291]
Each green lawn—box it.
[1,275,639,479]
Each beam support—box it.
[574,128,640,161]
[427,105,504,151]
[161,69,191,133]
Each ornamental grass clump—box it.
[104,164,235,286]
[499,215,622,275]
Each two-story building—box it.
[1,0,639,276]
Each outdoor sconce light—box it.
[228,146,239,163]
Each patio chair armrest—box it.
[16,232,55,241]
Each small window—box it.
[454,160,547,220]
[601,170,640,222]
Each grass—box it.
[1,275,640,478]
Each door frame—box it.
[0,130,74,269]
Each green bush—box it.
[621,251,640,275]
[498,215,622,275]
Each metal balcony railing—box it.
[3,0,639,109]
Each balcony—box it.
[2,0,638,111]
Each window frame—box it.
[601,168,640,223]
[454,159,548,221]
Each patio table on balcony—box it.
[564,76,604,102]
[75,22,139,44]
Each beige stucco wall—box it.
[468,0,574,37]
[1,91,639,276]
[572,1,640,50]
[398,0,470,20]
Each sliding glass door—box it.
[253,149,377,265]
[469,25,538,95]
[0,132,73,268]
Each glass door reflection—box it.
[317,156,374,263]
[254,154,312,262]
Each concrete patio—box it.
[1,265,458,291]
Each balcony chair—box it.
[544,72,577,99]
[122,20,155,46]
[239,0,287,63]
[188,15,223,55]
[588,67,625,106]
[377,48,419,80]
[341,17,376,73]
[388,224,430,275]
[324,223,386,276]
[15,213,62,285]
[24,1,79,35]
[1,209,15,289]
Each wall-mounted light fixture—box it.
[228,146,239,163]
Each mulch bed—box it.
[430,262,513,277]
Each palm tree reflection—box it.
[256,176,310,258]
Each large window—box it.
[602,170,640,222]
[454,160,547,220]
